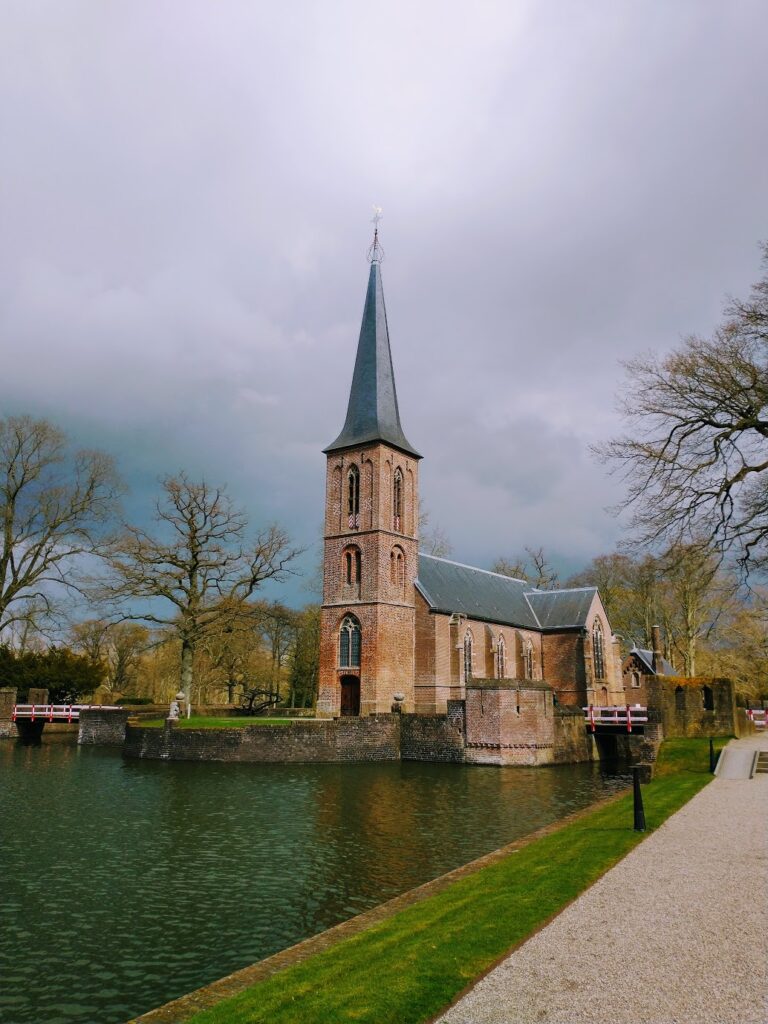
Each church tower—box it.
[317,226,421,717]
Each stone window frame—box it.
[702,685,714,711]
[522,637,533,680]
[347,464,360,529]
[592,619,606,680]
[343,545,362,587]
[393,468,403,532]
[463,628,473,683]
[630,670,641,688]
[496,633,506,679]
[390,544,405,590]
[339,614,361,668]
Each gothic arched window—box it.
[496,633,506,679]
[592,620,605,680]
[347,465,360,529]
[390,545,405,590]
[463,629,473,683]
[339,614,361,668]
[523,638,533,680]
[393,468,403,532]
[343,546,361,586]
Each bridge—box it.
[12,703,121,722]
[584,704,648,733]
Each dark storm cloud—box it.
[2,1,767,600]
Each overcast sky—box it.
[2,1,767,604]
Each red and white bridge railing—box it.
[584,705,648,733]
[746,709,766,729]
[12,704,120,723]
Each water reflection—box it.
[0,739,628,1024]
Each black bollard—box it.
[632,765,646,832]
[709,737,716,774]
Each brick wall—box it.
[78,708,129,745]
[552,707,595,763]
[123,716,402,763]
[464,681,557,766]
[646,676,736,737]
[400,711,466,762]
[542,632,586,706]
[319,443,419,717]
[0,687,17,739]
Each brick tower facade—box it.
[317,234,421,717]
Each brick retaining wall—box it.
[123,716,402,763]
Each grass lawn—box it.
[184,737,728,1024]
[139,716,297,728]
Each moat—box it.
[0,737,629,1024]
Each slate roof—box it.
[526,588,598,629]
[415,554,599,632]
[324,261,421,459]
[628,647,675,676]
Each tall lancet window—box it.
[592,620,605,680]
[347,465,360,529]
[496,634,506,679]
[463,629,473,683]
[339,615,361,668]
[393,468,403,532]
[523,638,533,680]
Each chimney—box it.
[651,625,662,674]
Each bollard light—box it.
[632,766,646,832]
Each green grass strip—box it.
[186,738,727,1024]
[139,717,296,729]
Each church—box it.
[317,232,625,727]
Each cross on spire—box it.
[367,204,385,264]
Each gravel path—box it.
[438,736,768,1024]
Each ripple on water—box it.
[0,741,628,1024]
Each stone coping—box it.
[127,787,629,1024]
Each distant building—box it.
[317,236,625,720]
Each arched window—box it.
[347,465,360,529]
[390,546,405,590]
[523,638,533,680]
[592,620,605,680]
[463,629,473,683]
[675,685,685,711]
[496,634,506,679]
[702,685,714,711]
[339,615,361,668]
[393,468,403,532]
[343,546,361,586]
[630,671,641,689]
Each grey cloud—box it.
[2,1,767,605]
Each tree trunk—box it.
[181,639,194,715]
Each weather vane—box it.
[367,204,385,263]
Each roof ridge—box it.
[418,552,528,585]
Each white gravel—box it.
[437,736,768,1024]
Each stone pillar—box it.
[0,687,17,739]
[27,687,49,705]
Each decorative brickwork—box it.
[318,443,419,717]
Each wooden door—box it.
[340,675,360,716]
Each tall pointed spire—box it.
[324,217,421,459]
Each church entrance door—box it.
[340,675,360,716]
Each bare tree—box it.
[0,416,119,636]
[492,546,559,589]
[596,243,768,574]
[418,509,453,558]
[99,473,302,707]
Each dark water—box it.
[0,737,627,1024]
